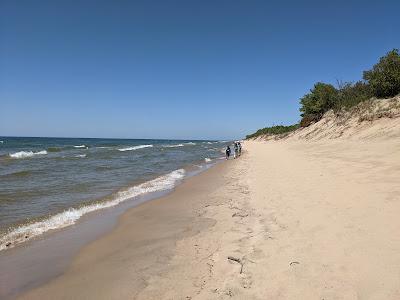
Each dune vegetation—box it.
[246,49,400,139]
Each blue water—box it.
[0,137,229,250]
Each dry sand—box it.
[20,108,400,299]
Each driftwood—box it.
[232,212,249,218]
[290,261,300,266]
[228,256,243,274]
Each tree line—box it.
[246,49,400,139]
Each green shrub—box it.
[334,81,373,110]
[246,124,299,139]
[363,49,400,98]
[299,81,374,127]
[247,48,400,137]
[299,82,338,126]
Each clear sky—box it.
[1,0,398,140]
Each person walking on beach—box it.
[238,142,242,156]
[225,145,231,159]
[234,142,239,159]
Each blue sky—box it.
[1,0,398,140]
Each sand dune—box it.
[256,96,400,142]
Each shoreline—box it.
[0,137,227,253]
[0,160,222,299]
[8,135,400,299]
[17,157,235,299]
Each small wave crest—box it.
[204,141,219,144]
[163,144,185,148]
[74,154,87,158]
[73,145,86,148]
[9,150,47,159]
[163,142,196,148]
[0,169,185,251]
[1,170,31,179]
[204,158,212,162]
[118,145,153,152]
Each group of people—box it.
[225,141,242,159]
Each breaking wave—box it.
[73,145,86,148]
[0,169,185,251]
[163,142,197,148]
[118,145,153,152]
[163,144,185,148]
[9,150,47,159]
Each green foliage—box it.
[297,49,400,127]
[246,124,299,139]
[298,81,373,126]
[363,49,400,98]
[247,48,400,137]
[334,81,373,111]
[299,82,338,125]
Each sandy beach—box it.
[18,118,400,299]
[2,2,399,299]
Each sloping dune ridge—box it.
[256,96,400,141]
[20,97,400,299]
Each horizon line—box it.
[0,135,236,141]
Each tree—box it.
[334,81,372,110]
[363,49,400,98]
[299,82,338,126]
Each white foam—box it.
[205,158,212,162]
[0,169,185,251]
[204,141,220,145]
[73,145,86,148]
[164,142,197,148]
[9,150,47,159]
[118,145,153,152]
[75,154,87,158]
[164,144,185,148]
[0,141,3,144]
